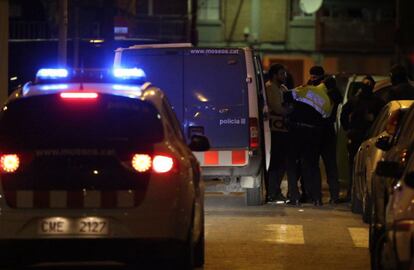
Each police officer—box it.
[340,75,385,201]
[265,64,289,203]
[285,82,333,206]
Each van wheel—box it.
[245,169,265,206]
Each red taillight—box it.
[131,154,174,173]
[0,154,20,173]
[60,92,98,99]
[152,155,174,173]
[249,117,259,149]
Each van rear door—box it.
[183,49,249,149]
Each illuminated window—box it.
[198,0,220,21]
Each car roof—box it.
[351,74,389,82]
[9,82,165,109]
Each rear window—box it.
[0,94,163,150]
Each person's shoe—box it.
[313,199,323,207]
[286,199,301,206]
[267,194,287,204]
[274,193,287,202]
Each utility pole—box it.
[0,0,9,103]
[58,0,68,66]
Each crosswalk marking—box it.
[263,224,305,245]
[348,227,369,248]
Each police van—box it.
[114,44,271,205]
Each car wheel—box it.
[363,192,372,224]
[245,168,266,206]
[351,182,363,214]
[176,222,195,269]
[193,208,205,267]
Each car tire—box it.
[193,208,205,267]
[363,193,372,224]
[351,183,363,214]
[245,168,265,206]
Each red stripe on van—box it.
[204,151,219,165]
[67,191,84,208]
[34,191,49,208]
[232,150,246,165]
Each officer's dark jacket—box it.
[340,90,385,142]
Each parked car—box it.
[114,44,270,205]
[0,68,209,268]
[373,144,414,270]
[371,103,414,261]
[352,100,413,223]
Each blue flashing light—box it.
[36,69,69,79]
[113,68,146,80]
[40,84,69,91]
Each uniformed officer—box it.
[265,64,289,203]
[284,82,333,206]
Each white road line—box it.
[348,227,369,248]
[263,224,305,245]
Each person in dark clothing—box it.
[265,64,289,203]
[321,76,342,204]
[293,65,327,204]
[340,75,386,201]
[284,82,333,206]
[387,64,414,101]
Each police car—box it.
[0,68,209,268]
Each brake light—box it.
[0,154,20,173]
[132,154,152,172]
[249,117,259,149]
[152,155,174,173]
[131,154,174,173]
[60,92,98,99]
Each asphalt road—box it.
[11,192,370,270]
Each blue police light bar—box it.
[113,68,146,80]
[36,68,69,79]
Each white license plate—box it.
[38,217,109,235]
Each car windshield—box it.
[0,93,164,150]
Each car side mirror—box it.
[189,135,210,152]
[375,136,392,151]
[404,172,414,189]
[375,161,403,178]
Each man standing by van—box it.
[265,64,289,203]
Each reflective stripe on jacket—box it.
[291,84,333,118]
